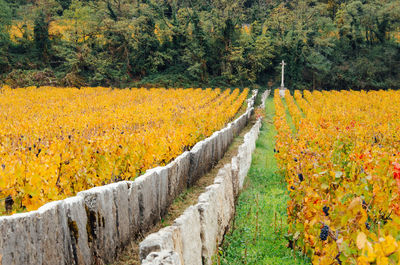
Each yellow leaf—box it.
[349,197,362,211]
[376,256,389,265]
[357,232,368,250]
[381,235,397,256]
[365,241,377,262]
[357,256,370,265]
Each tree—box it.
[34,10,51,62]
[0,0,12,74]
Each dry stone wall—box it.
[0,90,258,265]
[139,90,270,265]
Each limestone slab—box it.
[197,185,220,265]
[147,167,169,217]
[139,226,182,262]
[127,181,140,237]
[188,141,204,187]
[78,185,118,263]
[37,200,69,265]
[134,171,160,232]
[172,206,202,265]
[110,181,130,247]
[142,250,182,265]
[63,196,92,265]
[0,211,41,265]
[175,151,190,192]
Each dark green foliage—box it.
[0,0,399,89]
[33,10,50,63]
[0,0,11,74]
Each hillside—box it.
[0,0,399,89]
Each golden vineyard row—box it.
[0,86,248,214]
[275,89,400,264]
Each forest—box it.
[0,0,399,90]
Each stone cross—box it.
[279,60,286,97]
[280,60,286,88]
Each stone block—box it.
[142,250,182,265]
[188,141,204,187]
[147,167,169,217]
[172,206,202,265]
[226,124,234,148]
[139,226,182,262]
[0,211,41,265]
[237,144,251,189]
[248,107,254,117]
[213,131,223,161]
[77,185,118,263]
[63,196,92,265]
[37,200,69,265]
[233,114,246,137]
[127,180,140,238]
[134,171,160,232]
[110,181,130,246]
[220,128,228,154]
[208,132,219,166]
[197,185,221,265]
[230,156,240,198]
[175,151,190,193]
[165,161,178,208]
[214,166,235,237]
[202,137,213,173]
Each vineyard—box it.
[275,89,400,264]
[0,86,248,215]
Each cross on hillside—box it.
[280,60,286,88]
[279,60,287,97]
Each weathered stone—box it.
[127,181,140,237]
[226,125,234,149]
[172,206,202,265]
[147,167,169,217]
[188,141,204,187]
[134,171,160,232]
[197,185,221,265]
[230,156,240,198]
[142,250,182,265]
[248,107,254,118]
[175,151,190,193]
[219,128,228,154]
[214,166,235,237]
[0,211,41,265]
[238,145,249,189]
[37,200,69,265]
[208,132,219,166]
[165,160,178,208]
[139,232,169,261]
[202,138,213,173]
[213,131,223,161]
[232,115,246,137]
[139,226,181,262]
[109,181,130,247]
[63,196,92,265]
[78,185,118,264]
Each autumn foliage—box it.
[0,86,248,214]
[275,89,400,264]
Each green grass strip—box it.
[281,96,297,133]
[292,93,306,118]
[219,97,310,265]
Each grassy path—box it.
[220,97,310,265]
